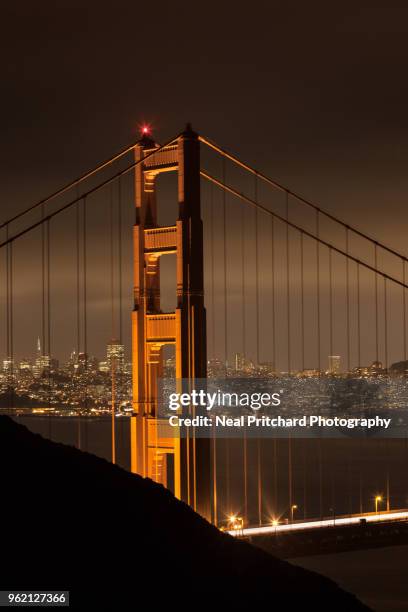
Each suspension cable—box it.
[9,241,14,405]
[346,228,351,371]
[0,136,159,232]
[0,136,180,251]
[46,218,51,438]
[200,171,408,291]
[255,175,260,366]
[300,233,305,372]
[241,202,246,358]
[316,211,321,372]
[329,248,333,360]
[357,263,361,367]
[384,278,388,369]
[271,215,276,372]
[210,182,215,359]
[286,193,291,374]
[199,135,408,265]
[404,260,407,363]
[375,244,379,363]
[222,158,228,371]
[117,177,123,344]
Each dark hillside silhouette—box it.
[0,416,371,610]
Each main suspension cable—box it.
[0,136,155,232]
[199,135,408,265]
[0,136,180,251]
[200,171,408,291]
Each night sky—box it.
[2,1,408,366]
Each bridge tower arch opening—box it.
[130,124,211,521]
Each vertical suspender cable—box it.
[10,241,13,406]
[222,158,227,370]
[254,174,262,525]
[242,202,246,358]
[300,233,305,372]
[110,183,116,464]
[118,178,123,345]
[357,263,361,367]
[346,229,351,371]
[271,216,276,371]
[286,192,293,519]
[46,218,51,438]
[271,215,278,516]
[384,278,388,370]
[6,229,14,406]
[76,198,81,357]
[5,225,9,365]
[316,211,321,372]
[329,248,333,360]
[316,216,323,520]
[241,201,248,525]
[75,195,81,449]
[257,436,262,526]
[300,234,306,518]
[209,183,217,525]
[110,184,115,339]
[5,224,11,402]
[255,176,260,367]
[117,177,123,454]
[41,204,45,373]
[210,183,215,358]
[286,192,290,373]
[221,158,230,514]
[375,245,379,363]
[403,260,407,363]
[83,196,88,449]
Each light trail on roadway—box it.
[227,509,408,537]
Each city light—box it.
[227,514,244,531]
[375,495,383,513]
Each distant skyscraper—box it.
[235,352,245,371]
[33,336,54,377]
[328,355,341,374]
[2,357,14,372]
[107,340,124,372]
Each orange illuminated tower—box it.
[130,125,211,520]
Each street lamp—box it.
[228,514,244,532]
[375,495,382,514]
[290,504,298,522]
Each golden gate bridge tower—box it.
[130,125,211,520]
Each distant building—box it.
[33,355,50,378]
[369,360,385,375]
[297,368,321,378]
[2,357,14,373]
[19,359,32,372]
[99,361,110,373]
[328,355,341,375]
[258,362,276,377]
[207,358,226,378]
[107,340,124,372]
[234,353,245,371]
[233,353,255,374]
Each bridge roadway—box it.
[228,510,408,558]
[228,509,408,537]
